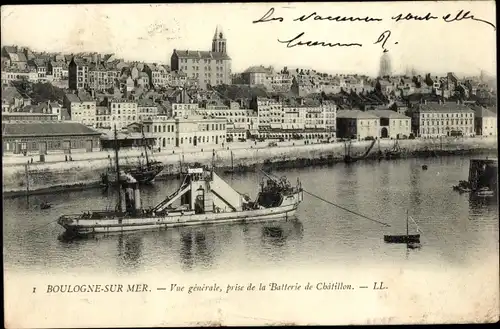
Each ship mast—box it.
[406,209,409,238]
[141,124,150,166]
[114,125,122,212]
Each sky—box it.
[1,2,496,77]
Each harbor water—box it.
[4,154,498,276]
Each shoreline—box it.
[3,146,496,199]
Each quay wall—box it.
[2,137,497,197]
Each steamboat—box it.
[57,127,303,236]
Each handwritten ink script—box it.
[253,7,496,52]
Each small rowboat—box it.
[384,234,420,243]
[475,187,495,197]
[384,210,422,245]
[40,202,52,210]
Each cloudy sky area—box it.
[1,2,496,77]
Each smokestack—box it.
[120,189,127,213]
[134,183,141,210]
[124,186,135,213]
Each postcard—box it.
[2,2,498,327]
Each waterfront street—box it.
[2,136,497,167]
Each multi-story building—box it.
[144,64,168,88]
[175,114,227,148]
[2,46,28,70]
[48,101,63,121]
[336,110,380,140]
[322,101,337,137]
[171,26,231,89]
[68,57,89,90]
[252,97,336,140]
[88,64,119,91]
[1,67,38,86]
[95,106,112,129]
[170,71,188,87]
[63,91,97,127]
[143,106,227,149]
[268,70,293,93]
[137,72,149,88]
[369,109,411,139]
[108,99,139,130]
[143,115,177,148]
[137,98,158,122]
[242,66,270,86]
[172,102,199,118]
[473,106,497,137]
[242,66,293,93]
[280,100,336,140]
[33,59,47,81]
[1,87,24,112]
[251,97,282,136]
[413,101,475,138]
[196,102,258,141]
[47,61,66,80]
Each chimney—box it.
[134,183,141,210]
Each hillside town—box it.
[1,26,497,157]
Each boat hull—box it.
[384,234,420,243]
[102,164,164,185]
[58,203,298,236]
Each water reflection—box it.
[260,219,304,248]
[55,219,304,273]
[4,154,498,274]
[468,193,498,217]
[118,234,143,269]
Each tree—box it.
[13,81,65,104]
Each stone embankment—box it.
[2,137,497,197]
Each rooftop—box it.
[2,87,23,102]
[369,109,410,119]
[419,102,474,113]
[472,105,497,118]
[60,108,71,120]
[65,93,81,103]
[18,104,50,114]
[2,122,101,137]
[173,49,231,61]
[137,98,156,107]
[78,92,94,102]
[243,66,271,74]
[337,109,379,119]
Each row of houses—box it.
[1,102,496,157]
[338,101,496,140]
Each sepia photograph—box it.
[2,2,498,327]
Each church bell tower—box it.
[211,25,227,54]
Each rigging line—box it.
[408,216,423,233]
[26,219,58,234]
[259,170,390,227]
[302,190,391,228]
